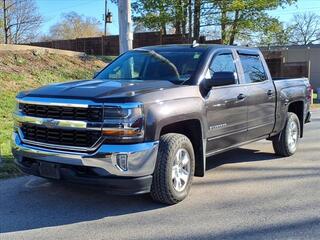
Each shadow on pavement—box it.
[155,217,320,240]
[205,147,279,171]
[0,146,293,234]
[0,176,165,233]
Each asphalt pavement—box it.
[1,110,319,240]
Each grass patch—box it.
[0,93,20,177]
[0,72,25,82]
[0,92,16,157]
[0,50,107,179]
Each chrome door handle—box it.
[267,90,274,96]
[237,93,246,100]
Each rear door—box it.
[237,50,276,140]
[205,50,248,154]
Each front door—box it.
[205,50,248,154]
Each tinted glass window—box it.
[239,54,267,83]
[205,53,237,86]
[209,53,237,75]
[96,50,204,84]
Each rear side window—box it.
[239,54,267,83]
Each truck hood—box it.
[23,79,179,101]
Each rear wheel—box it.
[272,112,300,157]
[150,133,195,205]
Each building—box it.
[261,44,320,90]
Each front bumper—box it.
[12,132,159,194]
[15,159,153,195]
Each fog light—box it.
[116,154,128,171]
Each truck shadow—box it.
[0,147,279,234]
[0,175,165,233]
[205,147,279,171]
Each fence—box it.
[29,32,221,56]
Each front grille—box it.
[21,123,101,148]
[20,103,103,122]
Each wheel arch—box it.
[160,119,206,177]
[287,101,304,137]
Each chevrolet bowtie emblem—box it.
[43,119,59,128]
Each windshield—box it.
[95,50,204,83]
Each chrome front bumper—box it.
[12,132,159,177]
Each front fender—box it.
[144,97,207,142]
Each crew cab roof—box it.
[138,44,260,53]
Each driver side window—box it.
[206,53,238,84]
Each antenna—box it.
[192,40,199,48]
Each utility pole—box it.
[103,0,112,36]
[118,0,132,54]
[102,0,112,55]
[104,0,107,36]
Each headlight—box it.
[102,103,144,141]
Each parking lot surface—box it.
[1,110,319,240]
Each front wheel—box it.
[150,133,195,205]
[272,112,300,157]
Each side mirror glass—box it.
[209,72,236,87]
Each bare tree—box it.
[1,0,42,44]
[290,12,320,45]
[48,12,103,40]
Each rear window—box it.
[239,54,267,83]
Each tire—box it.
[272,112,300,157]
[150,133,195,205]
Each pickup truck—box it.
[12,44,312,204]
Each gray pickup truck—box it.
[12,44,312,204]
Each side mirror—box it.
[209,72,236,87]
